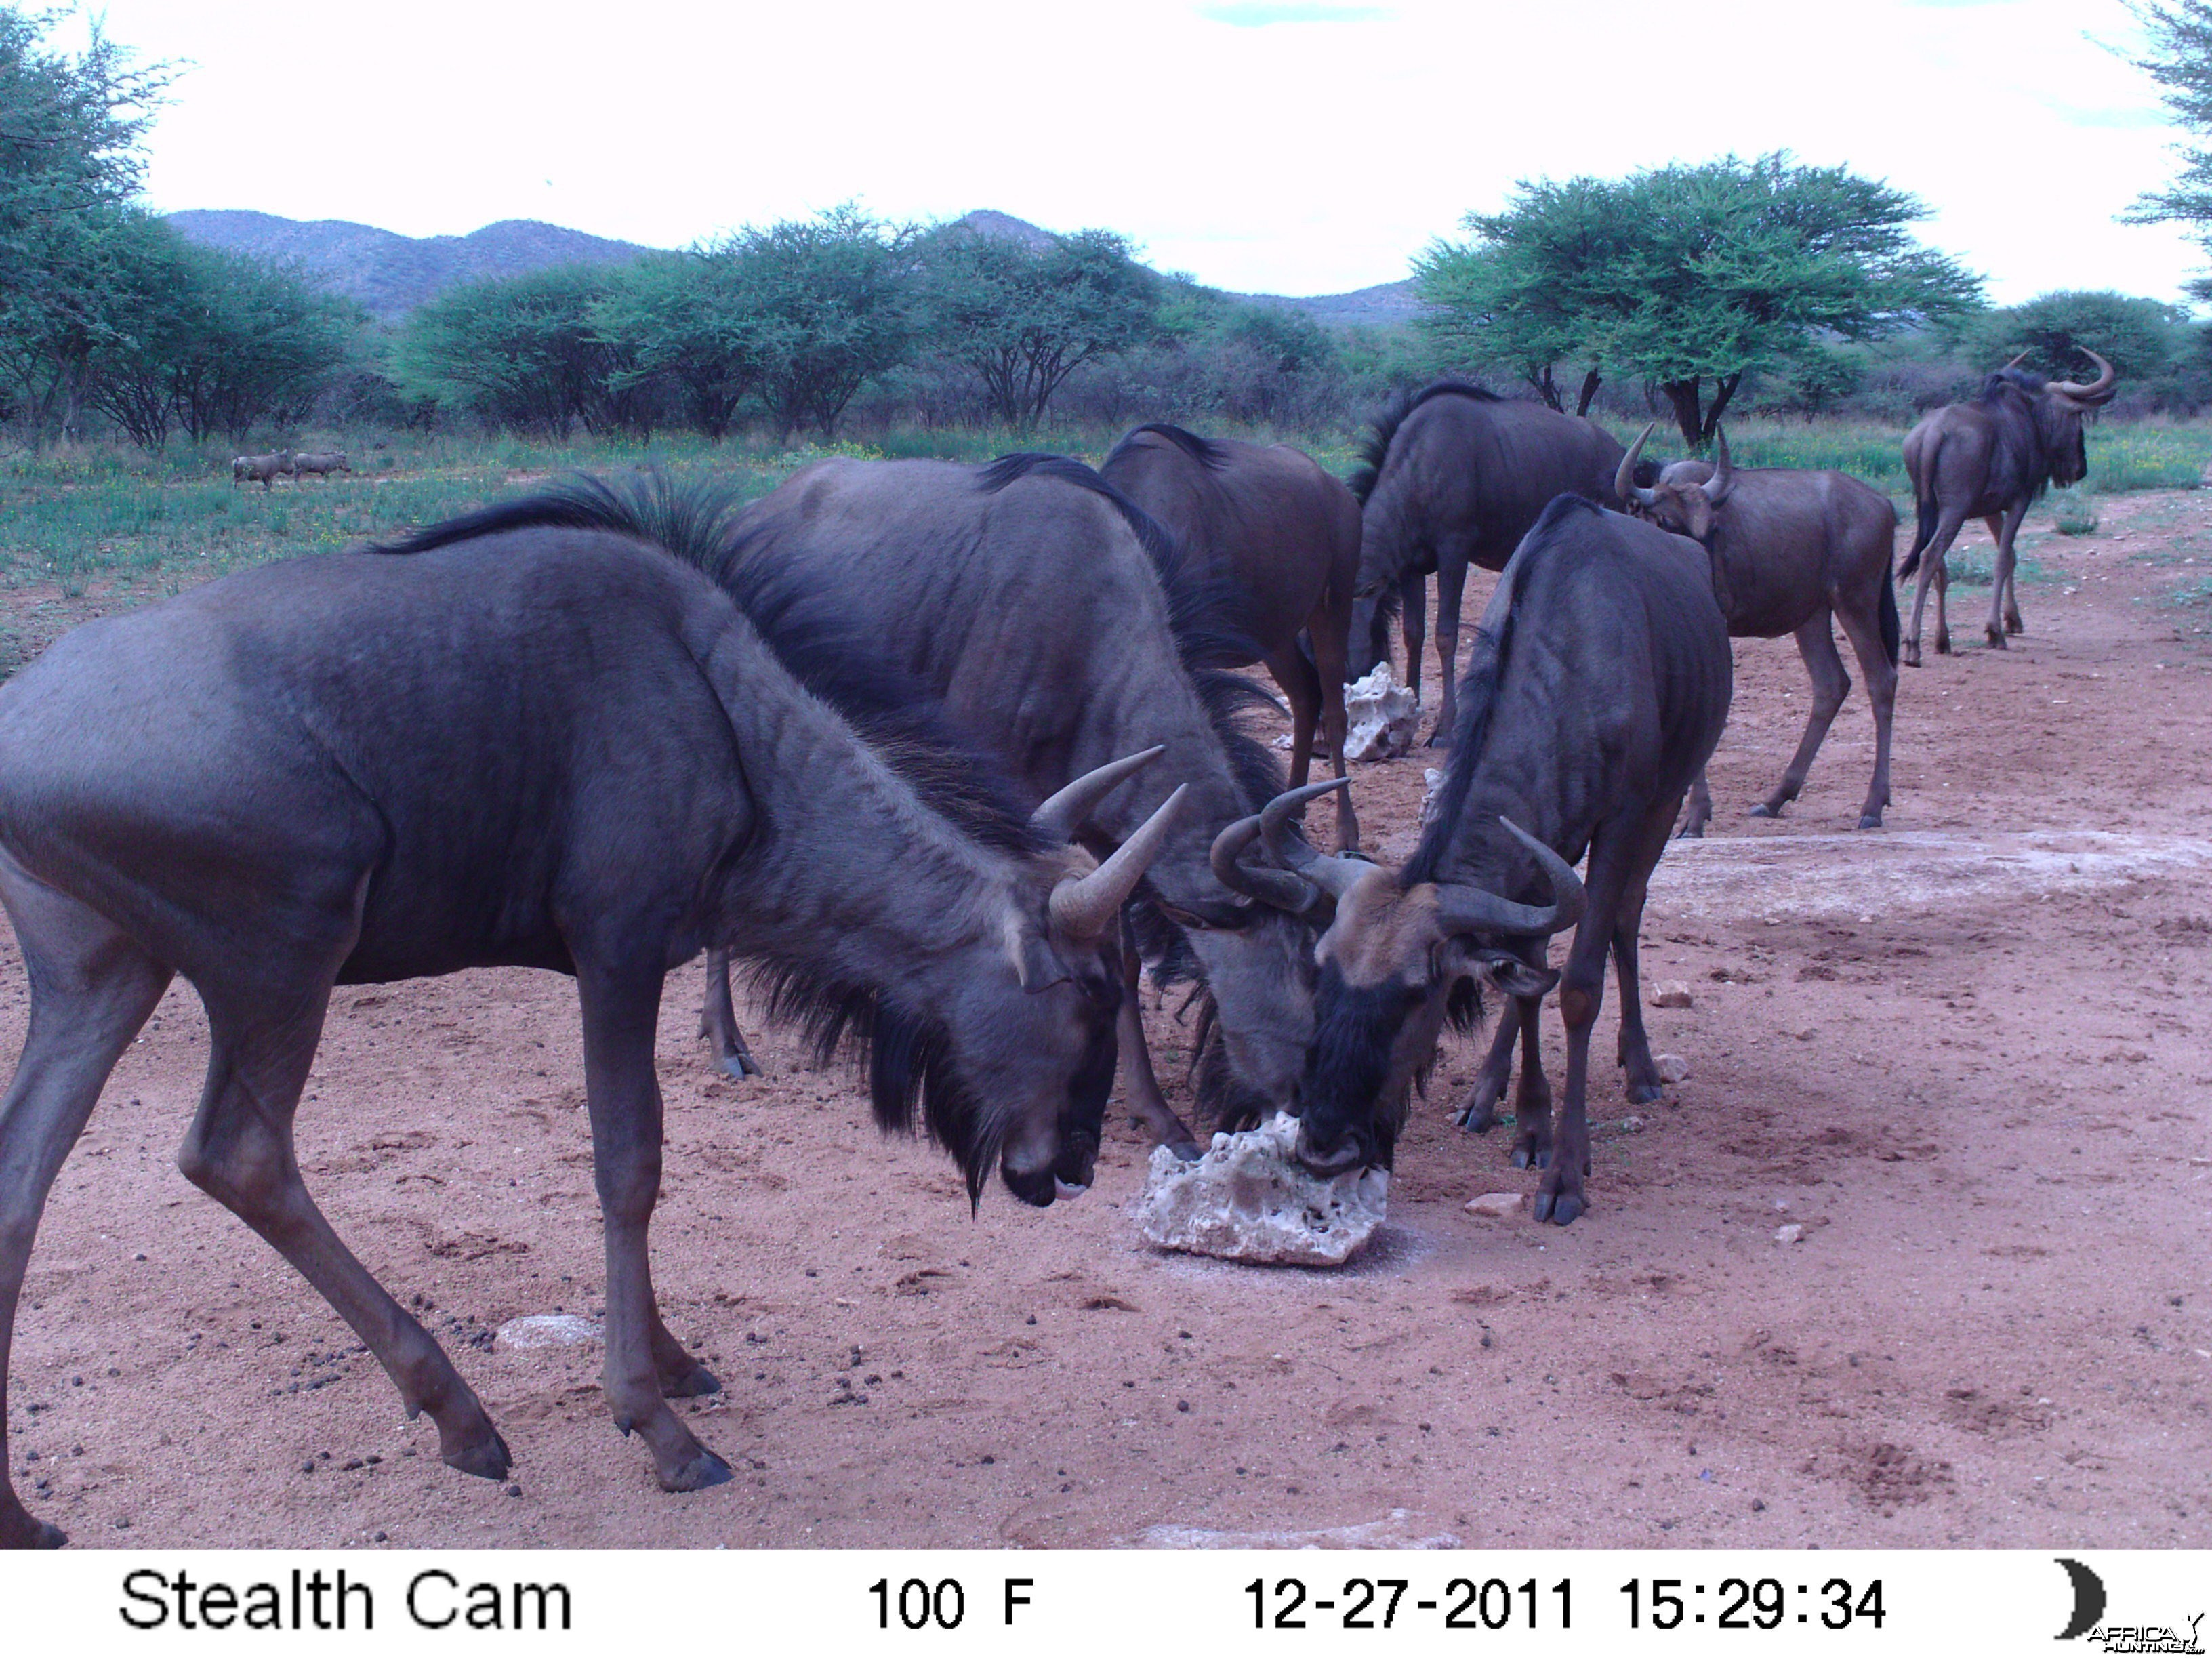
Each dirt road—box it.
[5,492,2208,1549]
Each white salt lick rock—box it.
[1136,1112,1387,1266]
[1343,664,1420,762]
[494,1313,601,1353]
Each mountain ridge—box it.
[163,207,1425,327]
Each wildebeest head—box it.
[1212,782,1582,1172]
[1614,422,1736,543]
[2003,348,2117,488]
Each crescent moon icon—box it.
[2055,1557,2106,1641]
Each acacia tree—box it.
[0,7,173,438]
[918,225,1158,428]
[588,251,768,438]
[392,266,648,435]
[1421,155,1982,447]
[1971,289,2184,384]
[717,205,917,439]
[2124,1,2212,293]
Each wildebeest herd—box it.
[0,350,2121,1545]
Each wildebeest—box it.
[688,454,1317,1154]
[292,451,352,480]
[1345,381,1631,743]
[1898,348,2117,664]
[1100,424,1364,848]
[0,474,1181,1546]
[1615,424,1902,832]
[230,449,293,490]
[1258,496,1729,1225]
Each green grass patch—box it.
[1941,550,2053,588]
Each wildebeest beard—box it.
[1296,963,1486,1170]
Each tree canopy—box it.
[916,225,1158,427]
[2123,1,2212,295]
[1418,153,1984,446]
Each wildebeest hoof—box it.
[1533,1187,1584,1226]
[1902,647,1922,668]
[718,1051,760,1080]
[1624,1082,1664,1105]
[1985,628,2007,649]
[443,1429,513,1481]
[1936,634,1952,655]
[1748,802,1780,819]
[1,1505,66,1549]
[2005,616,2024,634]
[1165,1138,1204,1164]
[1857,812,1884,830]
[1511,1143,1550,1170]
[1675,821,1706,840]
[659,1447,734,1493]
[662,1363,723,1399]
[1454,1103,1499,1134]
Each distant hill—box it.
[165,207,1424,328]
[165,211,655,318]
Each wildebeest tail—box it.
[1879,567,1900,665]
[1898,439,1941,583]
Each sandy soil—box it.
[4,492,2209,1550]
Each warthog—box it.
[230,449,293,490]
[291,451,352,480]
[1101,424,1364,848]
[683,454,1318,1153]
[1898,349,2117,663]
[1616,424,1902,832]
[1346,381,1632,744]
[0,473,1178,1546]
[1245,496,1729,1224]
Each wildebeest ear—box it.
[1011,929,1073,992]
[1469,949,1557,1000]
[1681,493,1713,543]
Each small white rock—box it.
[1418,768,1446,830]
[1343,664,1420,761]
[1136,1113,1387,1266]
[1774,1223,1805,1245]
[1465,1191,1523,1218]
[1655,1053,1690,1084]
[494,1313,601,1352]
[1650,981,1694,1010]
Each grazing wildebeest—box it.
[1100,424,1364,848]
[230,449,293,490]
[1250,496,1729,1225]
[1614,424,1902,832]
[1345,381,1631,743]
[1897,348,2117,664]
[689,454,1317,1154]
[0,474,1181,1547]
[291,451,352,480]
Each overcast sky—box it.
[52,0,2210,306]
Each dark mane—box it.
[1347,378,1502,506]
[375,471,1040,1202]
[1978,366,2047,404]
[1103,422,1229,472]
[1404,493,1598,884]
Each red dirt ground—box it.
[4,493,2209,1549]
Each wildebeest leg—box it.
[1610,798,1679,1106]
[1903,508,1968,665]
[1397,569,1427,703]
[575,964,731,1492]
[175,979,516,1481]
[1753,611,1849,820]
[1426,546,1471,746]
[695,948,762,1078]
[1985,507,2029,644]
[1530,816,1645,1225]
[1833,585,1900,829]
[1265,640,1324,793]
[1454,997,1519,1132]
[1932,554,1951,656]
[1305,602,1358,849]
[1115,914,1200,1157]
[0,871,171,1549]
[1678,768,1713,838]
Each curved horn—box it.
[1700,425,1734,506]
[1259,779,1374,899]
[1209,813,1322,914]
[1433,817,1586,938]
[1614,421,1660,508]
[2048,348,2116,402]
[1030,745,1166,842]
[2001,350,2030,371]
[1048,783,1189,943]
